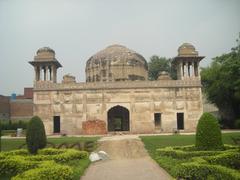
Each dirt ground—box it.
[81,135,172,180]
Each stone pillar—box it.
[191,62,195,77]
[52,65,57,83]
[179,62,183,80]
[183,62,186,78]
[34,66,38,81]
[39,66,42,81]
[194,62,198,77]
[46,66,49,81]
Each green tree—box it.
[148,56,176,80]
[26,116,46,154]
[201,34,240,127]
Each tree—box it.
[26,116,46,154]
[201,34,240,127]
[196,113,223,150]
[148,56,176,80]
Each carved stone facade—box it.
[30,44,204,135]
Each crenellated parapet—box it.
[34,79,202,91]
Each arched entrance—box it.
[107,105,129,132]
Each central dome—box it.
[85,44,148,82]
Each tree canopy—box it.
[201,34,240,127]
[148,56,176,80]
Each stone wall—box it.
[33,79,203,135]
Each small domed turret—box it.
[37,47,55,55]
[178,43,198,57]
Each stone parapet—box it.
[34,80,202,91]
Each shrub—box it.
[1,120,29,130]
[0,156,38,176]
[3,149,29,156]
[196,113,224,150]
[234,119,240,129]
[204,151,240,169]
[156,147,225,159]
[12,161,74,180]
[26,116,46,154]
[26,149,88,163]
[176,162,240,180]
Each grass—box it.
[0,136,99,151]
[140,132,240,157]
[140,132,240,178]
[66,158,91,180]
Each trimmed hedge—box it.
[156,145,240,179]
[156,147,227,159]
[0,148,88,177]
[177,162,240,180]
[196,113,224,150]
[0,156,38,176]
[26,149,88,163]
[1,120,29,130]
[12,161,74,180]
[204,151,240,169]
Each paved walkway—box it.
[81,135,172,180]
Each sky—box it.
[0,0,239,95]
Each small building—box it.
[29,44,204,135]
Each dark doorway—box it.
[177,113,184,130]
[154,113,161,129]
[108,106,129,131]
[53,116,60,133]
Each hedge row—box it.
[156,145,240,180]
[26,149,88,163]
[0,120,29,130]
[12,161,73,180]
[0,148,88,177]
[204,151,240,169]
[0,156,38,176]
[177,162,240,180]
[157,147,225,159]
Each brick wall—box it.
[82,120,107,135]
[0,95,10,119]
[10,99,33,120]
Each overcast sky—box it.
[0,0,239,95]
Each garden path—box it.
[81,135,171,180]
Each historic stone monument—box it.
[29,43,204,135]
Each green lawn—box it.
[0,136,99,151]
[141,132,240,157]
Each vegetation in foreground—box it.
[0,148,89,180]
[1,136,99,151]
[26,116,47,154]
[141,133,240,180]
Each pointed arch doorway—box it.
[107,105,130,132]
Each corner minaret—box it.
[172,43,204,80]
[29,47,62,83]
